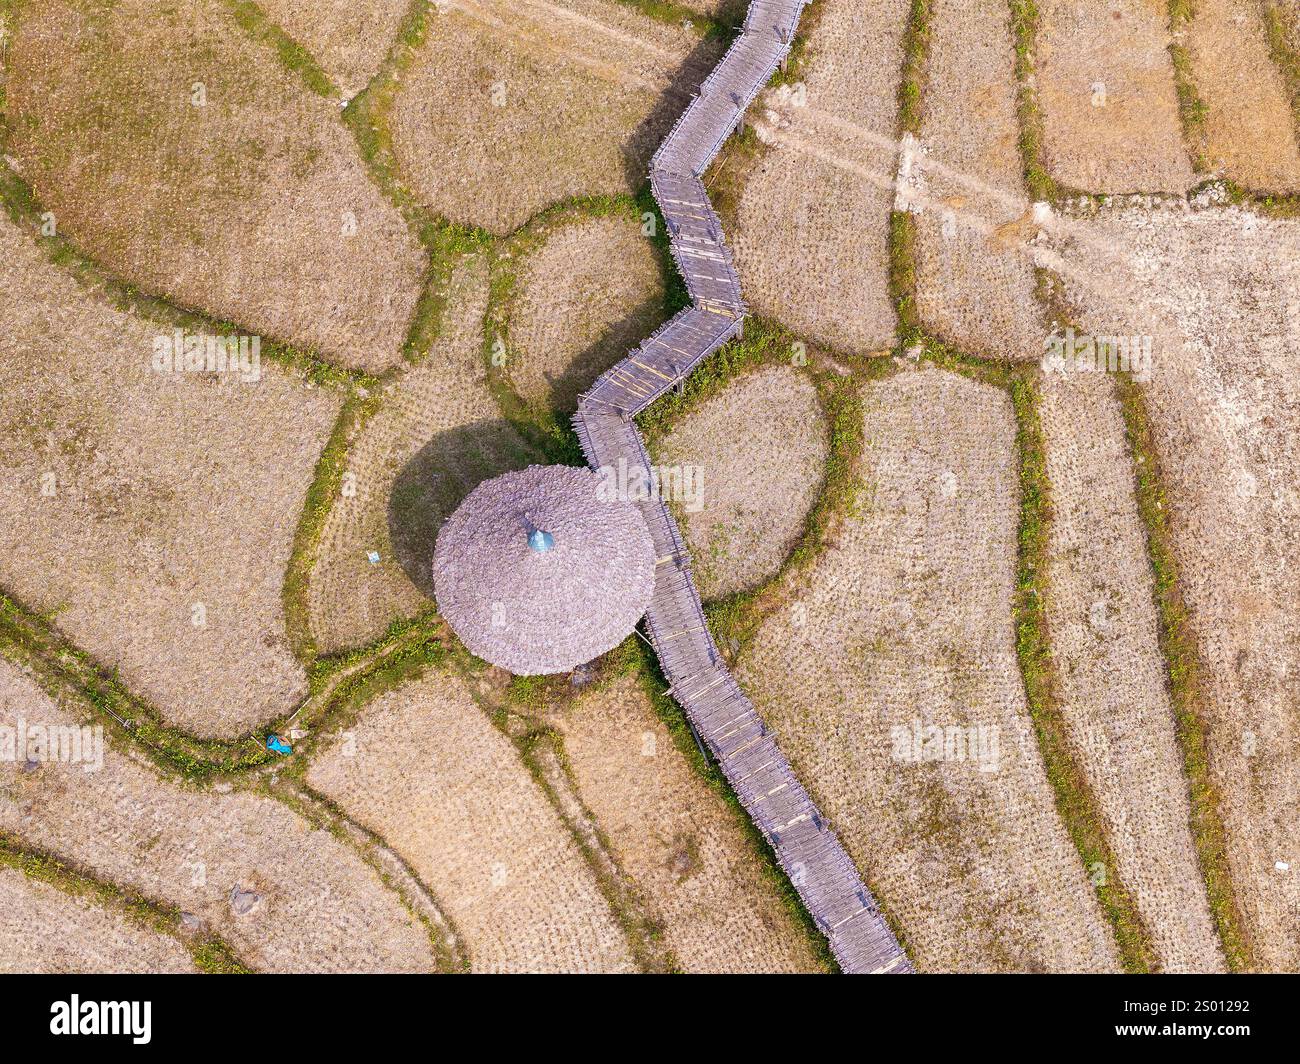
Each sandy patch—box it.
[1036,0,1194,193]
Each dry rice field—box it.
[307,668,637,972]
[652,366,827,599]
[729,0,907,352]
[1039,371,1223,972]
[387,0,713,233]
[1059,204,1300,971]
[1184,0,1300,192]
[737,366,1120,972]
[4,0,424,373]
[552,676,823,972]
[308,260,534,654]
[6,0,1298,978]
[0,212,339,739]
[911,0,1045,360]
[507,213,664,412]
[255,0,410,96]
[1036,0,1193,193]
[0,659,437,972]
[0,866,196,974]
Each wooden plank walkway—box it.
[573,0,912,974]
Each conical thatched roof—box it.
[433,464,656,675]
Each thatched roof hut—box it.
[433,465,655,675]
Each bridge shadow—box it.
[620,34,728,192]
[538,288,666,414]
[387,419,538,601]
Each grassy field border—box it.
[0,585,453,782]
[768,0,826,88]
[635,318,896,655]
[998,0,1243,969]
[1113,375,1254,972]
[259,773,468,972]
[1260,0,1300,148]
[913,339,1158,973]
[281,393,382,666]
[0,834,251,974]
[1007,0,1060,202]
[611,0,736,37]
[222,0,339,99]
[898,0,932,137]
[889,0,927,340]
[480,193,660,467]
[1167,0,1212,174]
[458,654,682,974]
[626,640,840,972]
[882,49,1159,960]
[339,0,496,353]
[0,162,367,392]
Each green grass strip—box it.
[1007,371,1156,973]
[1114,376,1254,971]
[888,210,920,339]
[769,0,826,87]
[338,0,495,351]
[0,158,364,391]
[916,342,1159,972]
[1168,0,1211,173]
[481,194,653,467]
[465,661,681,974]
[627,642,840,972]
[222,0,339,99]
[1261,1,1300,145]
[898,0,932,136]
[0,834,251,973]
[0,584,451,782]
[1007,0,1060,202]
[634,313,897,664]
[610,0,733,36]
[282,393,381,665]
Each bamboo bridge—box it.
[572,0,912,974]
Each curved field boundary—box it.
[572,0,912,975]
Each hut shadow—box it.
[619,34,728,192]
[388,419,538,600]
